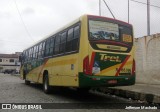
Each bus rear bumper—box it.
[79,73,135,87]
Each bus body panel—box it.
[20,14,135,89]
[78,15,89,74]
[79,73,135,87]
[78,15,135,87]
[45,54,79,87]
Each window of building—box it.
[10,59,14,62]
[0,59,2,62]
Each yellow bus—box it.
[20,15,135,93]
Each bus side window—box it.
[24,51,26,62]
[45,38,51,57]
[28,49,30,61]
[25,50,29,62]
[38,43,43,58]
[42,41,45,58]
[73,25,80,51]
[60,32,67,54]
[54,35,60,55]
[49,37,54,55]
[35,45,39,59]
[66,28,74,52]
[33,46,36,60]
[32,47,35,60]
[29,48,33,61]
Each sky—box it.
[0,0,160,54]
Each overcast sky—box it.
[0,0,160,54]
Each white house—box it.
[0,52,21,73]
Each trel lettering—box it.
[100,54,121,62]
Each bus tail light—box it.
[132,59,135,75]
[83,56,92,75]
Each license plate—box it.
[108,80,117,84]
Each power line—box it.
[0,39,31,45]
[99,0,101,16]
[0,42,30,47]
[14,0,35,42]
[128,0,130,23]
[130,0,160,9]
[102,0,116,19]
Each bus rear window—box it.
[89,20,119,41]
[89,20,133,44]
[88,19,133,52]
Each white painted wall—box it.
[135,33,160,84]
[0,57,20,72]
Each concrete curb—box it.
[97,87,160,103]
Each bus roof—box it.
[23,14,132,51]
[88,15,132,27]
[23,15,83,51]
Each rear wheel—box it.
[24,71,30,85]
[43,75,51,94]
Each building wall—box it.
[0,54,21,73]
[0,58,19,65]
[135,33,160,84]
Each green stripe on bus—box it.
[79,73,135,87]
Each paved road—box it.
[0,73,158,112]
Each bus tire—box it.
[24,71,30,85]
[43,75,51,94]
[25,79,30,85]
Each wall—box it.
[0,58,18,65]
[135,33,160,84]
[0,57,20,72]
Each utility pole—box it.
[128,0,130,23]
[99,0,101,16]
[147,0,150,35]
